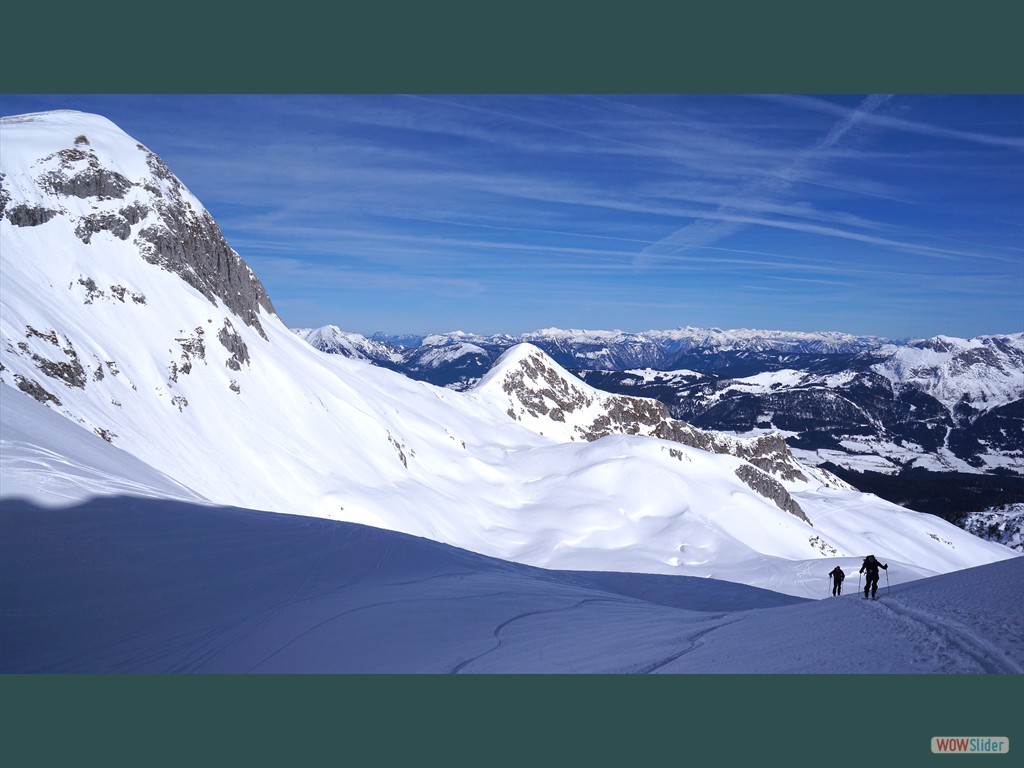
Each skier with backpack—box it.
[859,554,888,600]
[828,565,845,596]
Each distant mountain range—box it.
[335,326,899,380]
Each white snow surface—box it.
[2,403,1020,673]
[0,110,1016,595]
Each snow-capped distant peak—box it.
[871,332,1024,412]
[294,325,404,364]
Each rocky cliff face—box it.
[132,149,275,338]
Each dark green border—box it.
[3,675,1020,766]
[3,3,1020,766]
[2,1,1022,92]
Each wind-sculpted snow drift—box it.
[1,110,1017,605]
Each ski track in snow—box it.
[632,616,741,674]
[233,536,411,673]
[866,596,1023,674]
[3,443,165,502]
[246,589,513,673]
[448,598,616,674]
[172,536,341,674]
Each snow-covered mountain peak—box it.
[2,110,157,178]
[421,330,506,346]
[1,109,276,338]
[477,342,576,390]
[643,325,893,353]
[476,342,653,439]
[527,327,632,342]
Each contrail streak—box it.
[635,94,894,267]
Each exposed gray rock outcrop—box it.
[218,319,250,370]
[17,326,86,390]
[13,373,61,405]
[168,327,207,383]
[76,212,132,243]
[5,203,59,227]
[735,464,810,523]
[39,147,132,199]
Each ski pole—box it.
[885,567,890,595]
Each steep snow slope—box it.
[1,110,1016,600]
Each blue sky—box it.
[3,94,1022,339]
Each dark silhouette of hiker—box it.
[828,565,845,596]
[859,554,888,599]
